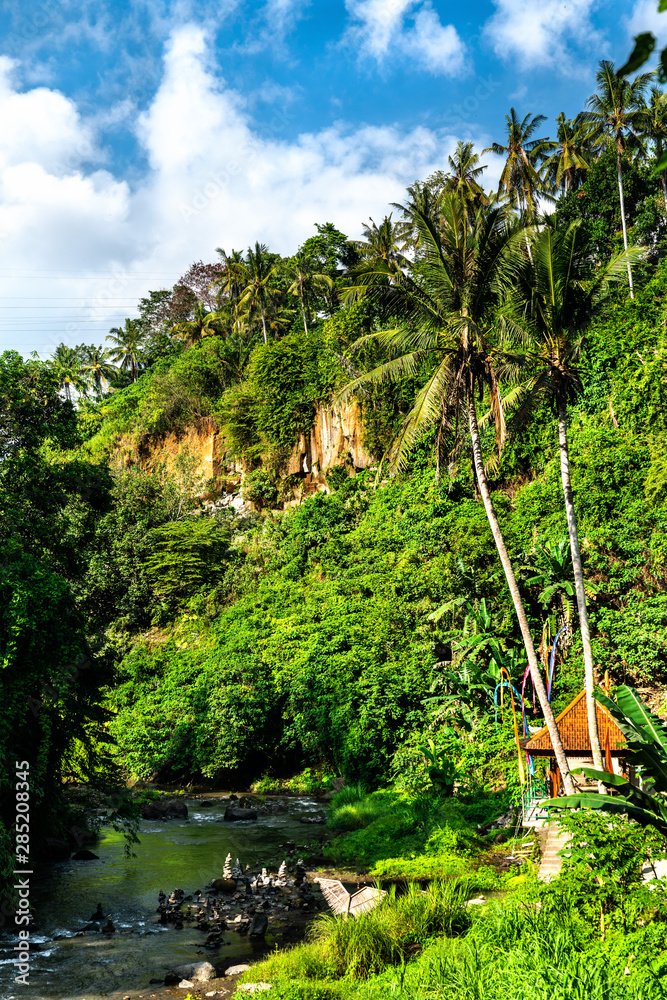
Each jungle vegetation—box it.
[4,59,667,931]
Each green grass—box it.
[243,892,667,1000]
[242,879,472,985]
[327,786,513,883]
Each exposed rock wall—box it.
[286,402,373,478]
[133,402,373,495]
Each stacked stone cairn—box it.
[155,857,325,959]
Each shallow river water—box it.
[0,794,327,1000]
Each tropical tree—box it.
[339,195,575,792]
[106,319,143,382]
[80,345,118,394]
[502,220,641,768]
[483,108,554,218]
[225,242,283,345]
[282,250,333,334]
[540,113,592,195]
[443,141,488,225]
[215,247,246,335]
[51,343,87,401]
[354,215,409,274]
[644,86,667,210]
[581,60,652,297]
[170,302,225,348]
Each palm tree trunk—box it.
[300,287,309,336]
[260,303,268,344]
[616,144,634,299]
[661,170,667,213]
[558,398,603,771]
[467,391,575,794]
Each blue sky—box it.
[0,0,663,357]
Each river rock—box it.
[174,961,217,982]
[142,798,188,820]
[211,877,237,894]
[298,815,326,825]
[249,913,268,938]
[225,964,251,976]
[72,849,99,860]
[224,805,258,822]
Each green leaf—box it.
[617,32,656,77]
[572,765,629,788]
[652,149,667,176]
[660,0,667,12]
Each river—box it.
[0,793,328,1000]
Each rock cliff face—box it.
[137,417,226,483]
[286,403,373,478]
[133,402,373,498]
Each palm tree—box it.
[501,220,641,769]
[540,113,591,196]
[483,109,554,219]
[51,343,87,401]
[340,195,575,793]
[282,250,333,335]
[581,60,652,297]
[443,141,488,225]
[80,345,117,394]
[644,86,667,211]
[391,182,444,251]
[354,215,409,273]
[226,242,282,345]
[215,247,246,336]
[170,302,225,348]
[106,319,143,382]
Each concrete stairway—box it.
[538,823,570,880]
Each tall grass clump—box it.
[242,879,472,986]
[327,787,395,831]
[421,897,664,1000]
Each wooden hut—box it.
[521,689,628,800]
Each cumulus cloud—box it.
[483,0,600,71]
[343,0,466,76]
[0,25,493,356]
[626,0,667,49]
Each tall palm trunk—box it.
[616,142,634,299]
[467,390,575,794]
[260,302,268,344]
[558,398,603,770]
[300,281,309,336]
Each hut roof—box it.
[521,690,626,757]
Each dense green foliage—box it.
[6,63,667,921]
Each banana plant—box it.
[419,738,457,795]
[550,686,667,837]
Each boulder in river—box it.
[141,798,188,820]
[249,913,268,938]
[224,805,258,822]
[173,961,216,982]
[211,877,237,894]
[72,849,99,860]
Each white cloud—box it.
[0,25,496,357]
[483,0,600,70]
[343,0,466,76]
[626,0,667,49]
